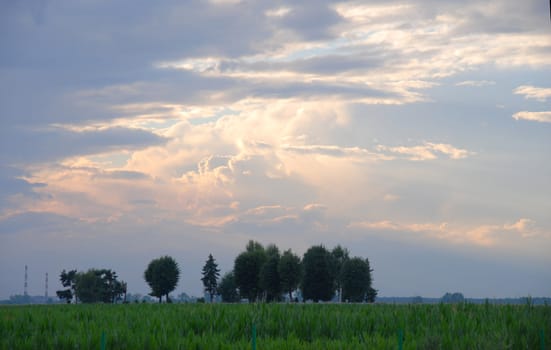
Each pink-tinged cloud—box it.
[512,111,551,123]
[513,85,551,102]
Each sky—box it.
[0,0,550,300]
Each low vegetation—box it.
[1,302,549,349]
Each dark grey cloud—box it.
[0,0,275,127]
[250,80,390,100]
[0,166,46,210]
[0,211,77,235]
[0,126,165,165]
[219,48,387,75]
[346,229,551,298]
[352,0,549,35]
[2,0,545,131]
[276,1,344,40]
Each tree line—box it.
[56,269,127,303]
[56,241,376,304]
[222,241,376,303]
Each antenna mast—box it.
[45,272,49,302]
[24,265,28,296]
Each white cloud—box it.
[334,3,414,23]
[376,142,473,161]
[208,0,242,5]
[383,194,399,202]
[265,7,292,18]
[512,111,551,123]
[513,85,551,102]
[456,80,496,87]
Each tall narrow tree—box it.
[278,249,301,302]
[341,257,370,302]
[364,258,377,303]
[201,254,220,303]
[301,245,335,302]
[259,245,281,302]
[331,245,350,302]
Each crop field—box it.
[1,303,549,349]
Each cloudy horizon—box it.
[1,0,550,300]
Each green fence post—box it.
[398,329,403,350]
[100,331,106,350]
[252,323,257,350]
[541,329,545,350]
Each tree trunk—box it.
[288,290,293,302]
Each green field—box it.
[1,303,549,349]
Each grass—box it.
[1,302,549,349]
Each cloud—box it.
[2,0,551,299]
[265,7,292,18]
[513,85,551,102]
[456,80,496,87]
[0,126,165,165]
[376,142,473,161]
[0,212,79,236]
[281,144,388,161]
[349,218,548,246]
[512,111,551,123]
[0,166,45,213]
[383,194,399,202]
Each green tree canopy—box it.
[364,258,377,303]
[56,268,126,304]
[201,254,220,302]
[246,240,265,253]
[301,245,335,302]
[234,241,266,302]
[259,246,281,302]
[218,271,239,303]
[56,289,73,304]
[278,249,301,302]
[144,256,180,303]
[331,245,350,302]
[56,269,77,303]
[341,257,371,302]
[441,292,465,303]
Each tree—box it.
[234,241,266,302]
[259,245,281,302]
[144,256,180,303]
[364,258,377,303]
[56,269,77,303]
[56,268,126,304]
[341,257,371,302]
[278,249,301,302]
[75,270,103,303]
[56,289,73,304]
[301,245,335,302]
[74,269,126,303]
[98,269,126,303]
[246,240,264,253]
[218,271,239,303]
[331,245,350,302]
[441,292,464,303]
[201,254,220,303]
